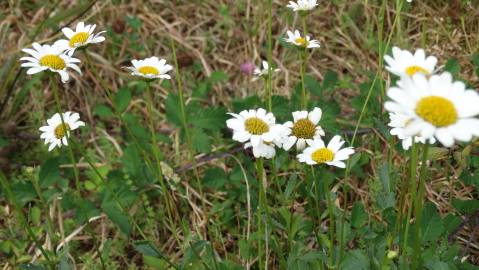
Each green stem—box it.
[300,15,308,110]
[169,36,209,231]
[412,144,429,269]
[401,141,418,258]
[145,82,179,242]
[255,158,266,270]
[0,171,55,269]
[50,76,81,195]
[322,168,335,269]
[266,0,273,111]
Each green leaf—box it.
[472,53,479,77]
[444,58,460,76]
[191,128,212,153]
[134,241,160,257]
[203,167,227,189]
[340,250,369,270]
[421,203,444,242]
[38,157,61,188]
[452,199,479,214]
[322,70,339,92]
[192,107,227,130]
[102,203,131,236]
[351,202,367,228]
[305,75,322,96]
[210,70,229,84]
[93,104,114,118]
[165,93,182,128]
[114,86,132,112]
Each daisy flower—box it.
[54,22,106,54]
[287,0,318,12]
[285,30,320,49]
[226,108,286,158]
[385,72,479,147]
[125,57,173,80]
[384,47,437,77]
[245,141,276,159]
[20,43,81,83]
[39,111,85,151]
[253,60,280,81]
[388,112,435,150]
[297,136,354,168]
[282,107,325,150]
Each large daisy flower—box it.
[20,43,81,83]
[226,108,286,158]
[285,30,320,49]
[282,107,325,150]
[385,72,479,147]
[286,0,318,12]
[39,111,85,151]
[384,47,437,77]
[253,60,280,81]
[54,22,106,54]
[125,57,173,80]
[388,113,435,150]
[297,136,354,168]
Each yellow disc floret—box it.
[39,55,66,70]
[311,148,335,164]
[406,65,430,76]
[295,37,308,47]
[69,32,89,47]
[244,117,269,135]
[292,118,316,139]
[54,123,71,139]
[415,96,457,127]
[138,66,160,76]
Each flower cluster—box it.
[384,47,479,148]
[21,21,173,151]
[226,107,354,168]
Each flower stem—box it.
[412,143,429,269]
[255,158,270,270]
[401,141,418,257]
[145,81,179,242]
[50,75,81,195]
[169,36,210,235]
[300,16,308,110]
[266,0,273,111]
[322,168,335,268]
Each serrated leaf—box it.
[210,70,229,84]
[340,250,369,270]
[165,93,182,127]
[351,202,367,228]
[38,157,61,188]
[322,70,338,92]
[192,107,227,130]
[93,104,114,118]
[191,128,212,153]
[102,203,131,236]
[421,203,444,242]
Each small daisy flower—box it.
[297,136,354,168]
[253,60,280,81]
[39,111,85,151]
[388,113,435,150]
[54,22,106,54]
[287,0,318,12]
[384,47,437,77]
[226,108,286,158]
[125,57,173,80]
[285,30,320,49]
[20,43,81,83]
[245,141,276,159]
[282,107,325,150]
[385,72,479,147]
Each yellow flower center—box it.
[69,32,90,47]
[138,66,160,75]
[292,118,316,139]
[39,55,66,70]
[54,123,71,139]
[311,148,335,164]
[295,37,308,47]
[405,65,430,76]
[244,117,269,135]
[415,96,457,127]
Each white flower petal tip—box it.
[39,111,85,151]
[297,136,354,167]
[253,60,281,81]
